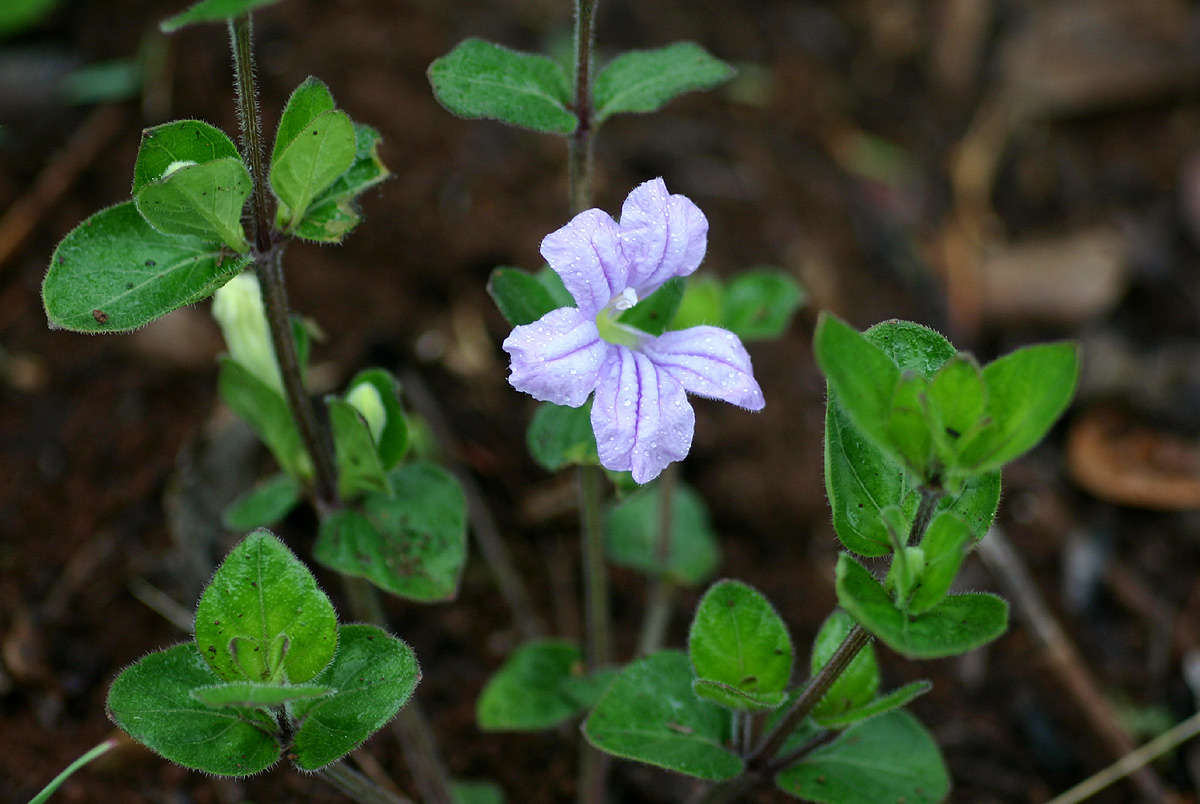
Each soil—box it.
[3,1,1200,802]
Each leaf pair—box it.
[106,531,420,775]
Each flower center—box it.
[595,288,643,348]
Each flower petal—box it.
[618,178,708,297]
[540,209,625,316]
[591,347,695,484]
[642,326,765,410]
[503,307,610,407]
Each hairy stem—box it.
[319,760,414,804]
[228,16,339,512]
[568,0,598,215]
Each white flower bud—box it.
[346,382,386,444]
[211,272,284,395]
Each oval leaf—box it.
[477,640,584,731]
[527,401,599,472]
[135,156,252,252]
[293,122,390,243]
[271,109,356,231]
[347,368,409,470]
[132,119,240,195]
[328,397,390,499]
[272,76,336,166]
[720,269,805,341]
[593,42,735,124]
[488,266,562,327]
[428,38,577,134]
[907,511,971,615]
[44,201,249,333]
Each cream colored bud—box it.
[346,382,386,444]
[211,272,284,395]
[162,159,197,178]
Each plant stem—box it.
[909,486,941,545]
[578,464,611,669]
[319,760,415,804]
[637,465,677,656]
[228,15,339,513]
[568,0,598,215]
[29,738,118,804]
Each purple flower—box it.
[502,178,765,483]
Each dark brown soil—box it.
[4,1,1200,802]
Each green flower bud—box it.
[346,382,386,444]
[212,272,284,395]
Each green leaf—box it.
[584,651,741,781]
[835,553,1008,659]
[271,109,356,231]
[488,266,562,326]
[135,157,252,252]
[190,681,333,708]
[452,780,505,804]
[222,473,302,531]
[290,624,420,771]
[43,201,249,333]
[604,481,720,586]
[132,119,240,195]
[814,313,900,459]
[619,277,685,336]
[885,373,933,477]
[314,462,467,602]
[691,679,785,711]
[907,512,971,615]
[59,59,143,106]
[775,711,949,804]
[810,609,879,725]
[688,580,793,711]
[0,0,58,38]
[535,265,574,308]
[293,122,390,243]
[720,270,805,341]
[926,354,986,462]
[670,277,723,330]
[956,343,1079,473]
[428,38,577,135]
[194,530,338,683]
[272,77,336,167]
[347,368,409,470]
[106,643,281,776]
[161,0,282,32]
[328,397,390,499]
[813,680,931,729]
[526,401,599,472]
[561,668,619,710]
[593,42,735,124]
[218,357,311,479]
[477,640,584,731]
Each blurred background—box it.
[3,0,1200,801]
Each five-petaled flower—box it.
[502,178,765,483]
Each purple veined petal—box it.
[618,178,708,297]
[539,208,626,316]
[642,326,766,411]
[591,347,695,484]
[503,307,611,407]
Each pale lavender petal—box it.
[618,178,708,297]
[539,209,625,316]
[591,347,695,484]
[642,326,765,410]
[503,307,610,407]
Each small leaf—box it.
[272,77,336,167]
[428,38,577,134]
[132,119,239,195]
[271,109,356,231]
[293,123,390,243]
[835,553,1008,659]
[604,481,720,586]
[688,580,793,711]
[106,643,281,776]
[907,512,971,615]
[290,624,420,771]
[670,277,723,330]
[810,609,879,725]
[814,313,900,459]
[135,157,252,252]
[161,0,282,31]
[927,354,986,462]
[328,397,390,499]
[813,680,931,729]
[593,42,735,124]
[218,357,311,479]
[190,681,333,708]
[488,266,562,326]
[314,462,467,602]
[223,473,302,531]
[477,640,584,731]
[775,711,949,804]
[347,368,409,470]
[194,530,338,683]
[619,277,685,336]
[43,201,249,333]
[720,270,805,341]
[584,651,741,781]
[526,401,599,472]
[535,265,574,309]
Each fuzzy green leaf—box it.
[328,397,390,499]
[810,609,879,724]
[907,512,971,615]
[593,42,735,124]
[346,368,409,470]
[272,77,336,166]
[44,201,249,333]
[814,313,900,458]
[161,0,282,32]
[477,640,584,731]
[132,119,240,195]
[688,580,793,712]
[488,266,562,326]
[189,681,333,708]
[271,109,356,231]
[218,357,310,479]
[106,643,281,776]
[835,553,1007,659]
[194,530,338,683]
[222,473,302,531]
[428,38,577,134]
[527,401,599,471]
[290,624,420,770]
[584,651,741,781]
[604,481,720,586]
[813,680,931,729]
[293,123,390,243]
[135,157,251,252]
